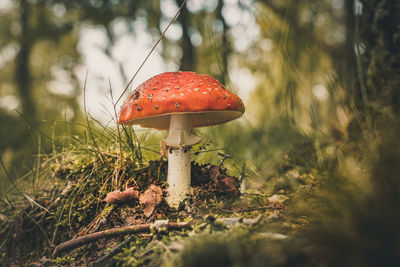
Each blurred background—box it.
[0,0,398,193]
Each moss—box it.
[50,256,76,266]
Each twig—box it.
[218,152,232,167]
[114,0,187,107]
[53,220,194,255]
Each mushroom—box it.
[118,72,245,208]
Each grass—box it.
[0,111,151,262]
[1,95,399,266]
[0,112,290,265]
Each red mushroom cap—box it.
[118,72,245,129]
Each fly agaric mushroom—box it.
[118,72,245,208]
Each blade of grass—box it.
[0,158,50,214]
[82,71,105,164]
[109,79,123,189]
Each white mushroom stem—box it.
[167,147,191,208]
[163,114,201,208]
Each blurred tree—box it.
[208,0,349,173]
[15,0,35,124]
[358,0,400,118]
[175,0,195,71]
[5,0,394,189]
[0,0,161,185]
[0,0,83,186]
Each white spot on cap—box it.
[180,93,184,96]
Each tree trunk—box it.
[359,0,400,116]
[216,0,230,84]
[15,0,35,125]
[176,0,195,71]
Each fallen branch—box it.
[54,220,193,255]
[54,213,265,256]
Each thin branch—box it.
[114,0,187,107]
[218,152,232,167]
[53,220,193,255]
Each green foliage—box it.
[1,0,400,266]
[0,116,147,264]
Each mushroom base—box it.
[167,147,191,208]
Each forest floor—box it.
[0,143,318,266]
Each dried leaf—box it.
[139,184,163,217]
[104,187,139,204]
[208,165,221,183]
[217,176,239,197]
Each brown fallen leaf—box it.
[139,184,163,217]
[104,187,139,204]
[217,176,239,197]
[208,165,221,183]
